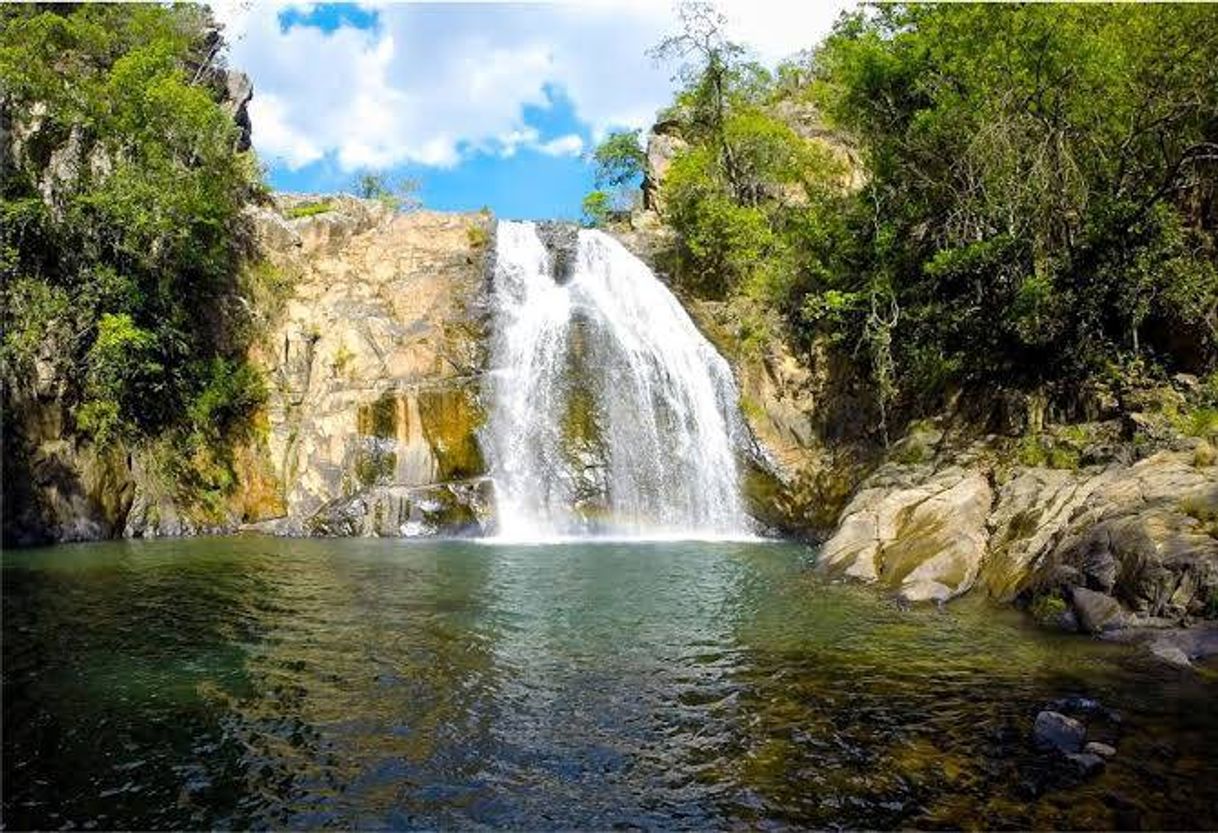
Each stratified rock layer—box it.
[249,198,494,535]
[819,435,1218,628]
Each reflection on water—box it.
[3,538,1216,829]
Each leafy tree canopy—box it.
[648,1,1218,429]
[1,3,265,449]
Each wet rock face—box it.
[306,479,493,537]
[251,203,496,536]
[534,221,580,285]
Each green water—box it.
[3,537,1215,829]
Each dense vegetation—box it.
[606,3,1218,435]
[1,6,264,450]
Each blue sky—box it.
[216,2,851,220]
[266,77,601,219]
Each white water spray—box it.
[482,220,751,540]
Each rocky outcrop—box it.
[642,119,687,211]
[818,423,1218,638]
[217,70,253,152]
[819,464,993,603]
[247,198,495,536]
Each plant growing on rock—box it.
[582,129,646,227]
[1,4,268,533]
[351,171,421,212]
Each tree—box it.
[592,129,646,188]
[581,129,646,226]
[811,4,1218,393]
[0,4,265,446]
[581,191,613,228]
[352,171,421,212]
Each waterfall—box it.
[483,220,751,540]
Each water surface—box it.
[4,537,1216,829]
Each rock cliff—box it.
[3,195,495,544]
[243,197,494,537]
[817,418,1218,646]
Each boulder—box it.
[1084,741,1116,758]
[1027,453,1218,620]
[1066,752,1106,777]
[1033,710,1086,754]
[983,467,1113,601]
[819,465,993,603]
[1071,587,1127,634]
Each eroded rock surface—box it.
[818,464,993,603]
[249,199,495,535]
[819,431,1218,637]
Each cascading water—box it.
[483,220,752,540]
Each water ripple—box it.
[3,537,1216,830]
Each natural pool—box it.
[3,537,1216,829]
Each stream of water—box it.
[483,221,749,540]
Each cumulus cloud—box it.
[537,134,585,157]
[212,1,852,172]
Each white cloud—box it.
[537,134,585,157]
[212,1,855,172]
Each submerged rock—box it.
[1104,624,1218,668]
[1033,710,1086,754]
[1071,587,1127,635]
[1066,751,1107,777]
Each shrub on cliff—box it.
[0,4,264,446]
[649,2,1218,430]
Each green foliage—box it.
[0,4,265,448]
[1181,496,1218,539]
[77,313,160,445]
[1029,593,1069,627]
[649,1,1218,438]
[466,223,489,249]
[352,171,420,212]
[812,4,1218,391]
[582,129,646,225]
[592,129,646,187]
[186,359,267,440]
[581,190,613,228]
[286,200,333,219]
[662,145,775,297]
[1180,407,1218,439]
[1015,434,1080,470]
